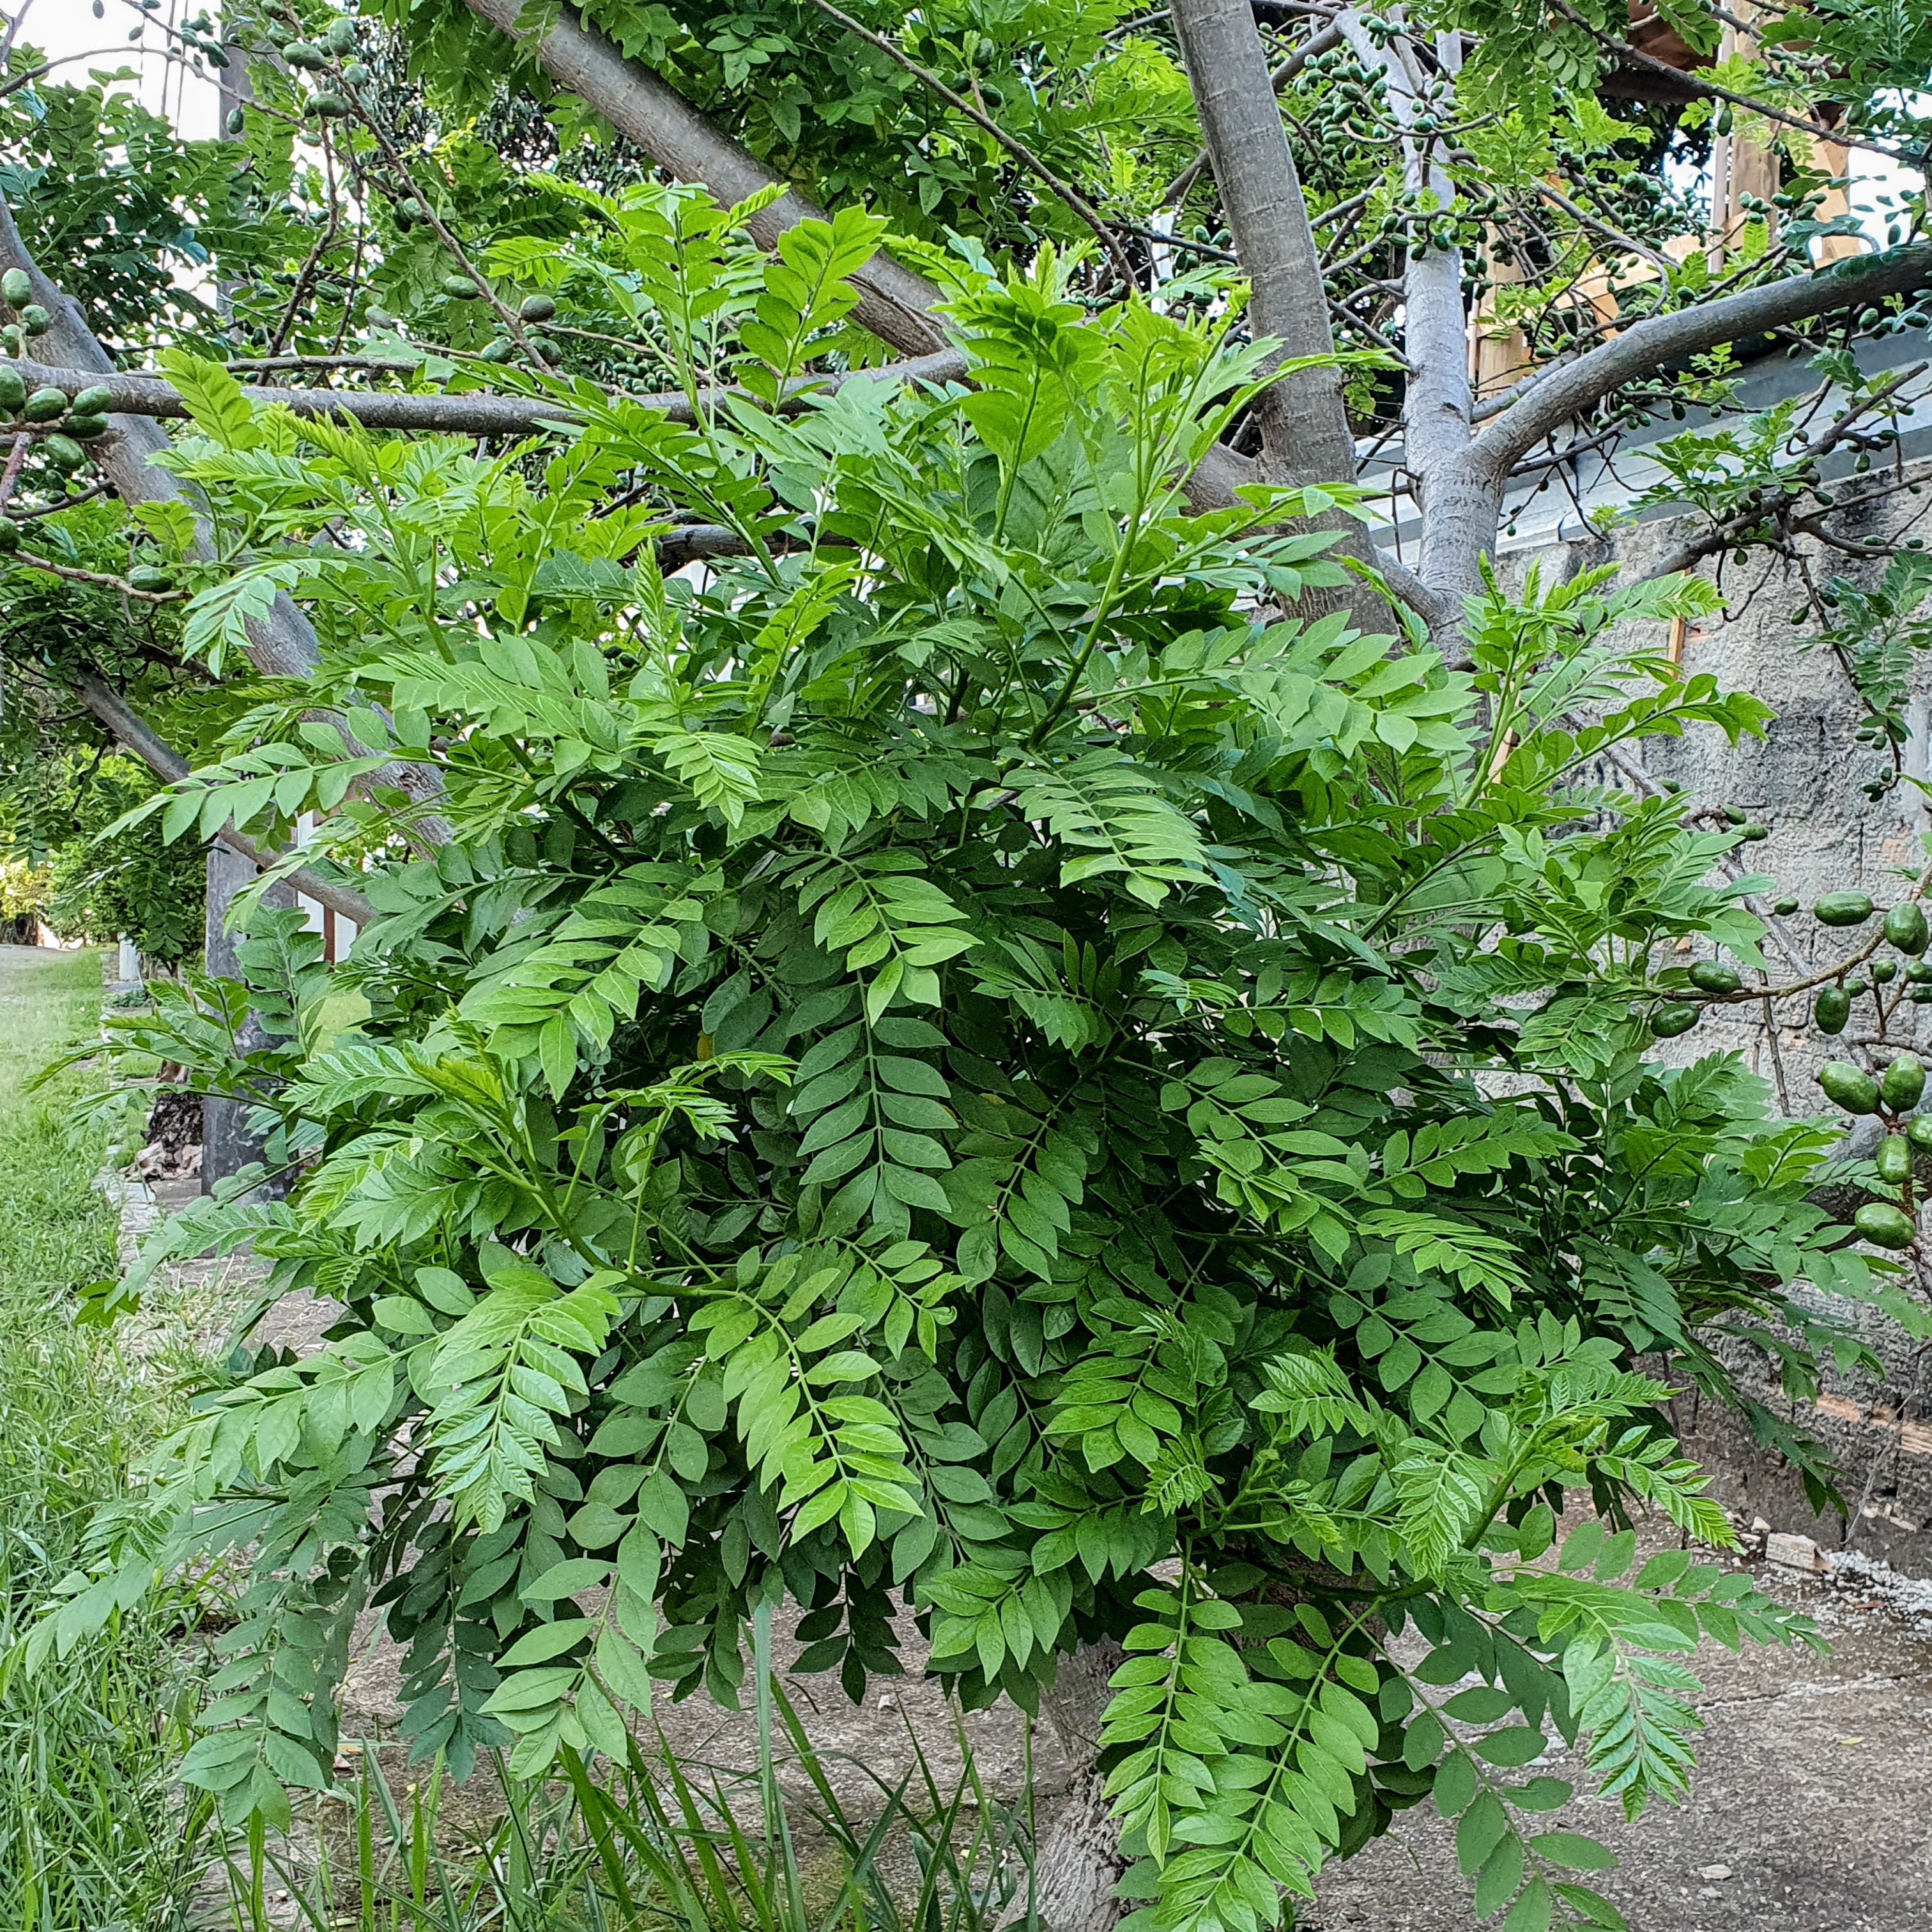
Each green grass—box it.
[0,949,1036,1932]
[0,946,217,1931]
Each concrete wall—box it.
[1514,496,1932,1567]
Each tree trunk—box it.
[1167,0,1355,492]
[1018,1637,1128,1932]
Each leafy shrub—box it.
[38,205,1885,1931]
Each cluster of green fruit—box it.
[265,14,365,120]
[0,267,50,358]
[1817,1054,1929,1249]
[1648,893,1931,1040]
[1807,895,1930,1034]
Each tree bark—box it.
[201,843,296,1196]
[1168,0,1356,493]
[1018,1637,1128,1932]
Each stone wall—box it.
[1513,498,1932,1567]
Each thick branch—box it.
[67,670,375,928]
[457,0,948,359]
[1471,245,1932,482]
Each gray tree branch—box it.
[457,0,949,358]
[1470,245,1932,482]
[66,669,375,927]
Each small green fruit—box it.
[1739,822,1769,841]
[343,61,371,84]
[325,17,358,54]
[1909,1116,1932,1151]
[1688,960,1742,993]
[1650,1003,1701,1038]
[519,293,556,323]
[1818,1061,1881,1114]
[40,433,85,471]
[365,305,396,328]
[226,106,247,134]
[1816,892,1876,927]
[1853,1200,1917,1250]
[441,274,480,299]
[1915,987,1932,1006]
[1873,960,1899,985]
[1814,986,1852,1034]
[126,564,175,592]
[1908,961,1932,985]
[65,415,107,440]
[1883,1055,1927,1110]
[0,519,19,553]
[478,337,514,363]
[1773,897,1799,916]
[1885,900,1931,956]
[0,369,26,415]
[19,305,48,336]
[310,91,350,117]
[0,268,30,309]
[284,40,327,68]
[21,387,66,423]
[70,385,112,415]
[1876,1135,1913,1186]
[531,336,562,364]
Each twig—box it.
[13,548,183,602]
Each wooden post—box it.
[201,845,293,1195]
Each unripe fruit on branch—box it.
[519,293,556,323]
[1649,1003,1699,1038]
[1688,961,1740,993]
[0,269,29,309]
[1885,901,1930,955]
[1854,1201,1916,1249]
[1882,1055,1926,1111]
[1818,1061,1880,1113]
[1813,986,1851,1033]
[21,388,66,423]
[1815,892,1875,926]
[18,305,48,336]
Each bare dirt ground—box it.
[1308,1541,1932,1931]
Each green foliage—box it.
[27,197,1873,1932]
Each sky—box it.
[24,0,222,141]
